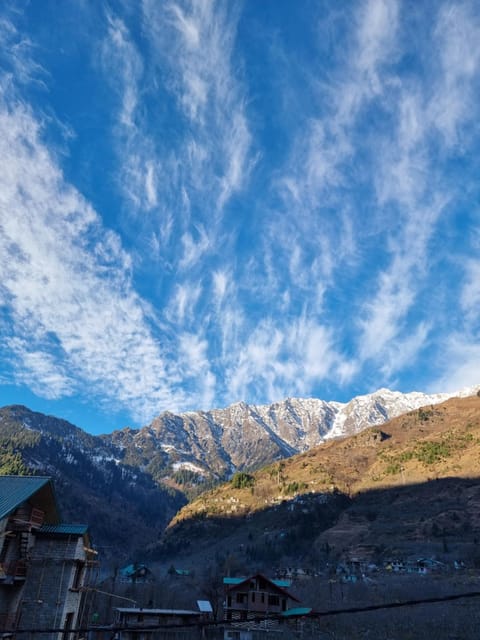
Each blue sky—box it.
[0,1,479,435]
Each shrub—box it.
[231,472,255,489]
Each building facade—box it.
[223,574,299,621]
[0,476,97,638]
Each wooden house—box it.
[223,574,300,621]
[119,563,155,583]
[114,601,212,640]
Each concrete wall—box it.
[17,535,86,640]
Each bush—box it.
[231,472,255,489]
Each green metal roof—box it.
[273,579,292,588]
[0,476,53,520]
[223,577,243,585]
[281,607,312,617]
[223,576,292,588]
[37,524,89,536]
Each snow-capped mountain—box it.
[107,384,480,481]
[2,385,479,491]
[1,385,478,557]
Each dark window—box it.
[251,592,255,603]
[71,561,85,590]
[62,612,74,640]
[268,595,280,606]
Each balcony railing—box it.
[0,559,27,580]
[9,507,45,531]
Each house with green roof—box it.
[223,573,313,638]
[0,475,97,636]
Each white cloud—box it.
[461,258,480,323]
[225,316,352,405]
[430,335,480,393]
[431,2,480,146]
[5,338,75,399]
[358,2,480,376]
[276,0,400,298]
[100,11,161,214]
[177,331,216,409]
[167,282,203,325]
[142,0,253,214]
[212,270,229,301]
[178,225,210,269]
[0,97,188,421]
[355,0,399,96]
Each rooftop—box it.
[0,476,53,520]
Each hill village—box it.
[2,474,480,640]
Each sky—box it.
[0,0,479,435]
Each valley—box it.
[1,389,480,638]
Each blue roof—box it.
[281,607,312,617]
[273,579,292,588]
[0,476,53,520]
[223,577,243,585]
[223,576,291,588]
[120,563,148,576]
[37,524,88,536]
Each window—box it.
[268,595,280,606]
[236,593,247,604]
[62,612,74,640]
[251,592,255,603]
[71,561,85,590]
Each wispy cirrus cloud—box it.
[1,1,479,430]
[358,1,480,381]
[0,94,188,421]
[100,11,161,214]
[142,0,253,217]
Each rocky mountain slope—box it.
[106,385,478,487]
[1,385,478,561]
[0,405,186,562]
[160,394,480,571]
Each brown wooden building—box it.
[223,574,300,621]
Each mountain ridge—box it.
[105,384,480,484]
[1,384,478,561]
[159,394,480,571]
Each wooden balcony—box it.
[9,507,45,531]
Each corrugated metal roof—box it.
[37,524,88,536]
[223,577,243,585]
[272,579,292,588]
[0,476,52,520]
[223,576,292,588]
[224,574,300,602]
[115,608,201,616]
[281,607,312,617]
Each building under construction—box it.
[0,475,98,638]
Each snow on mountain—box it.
[3,385,479,486]
[110,384,480,480]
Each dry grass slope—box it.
[169,395,480,526]
[158,395,480,569]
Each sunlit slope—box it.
[166,394,480,535]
